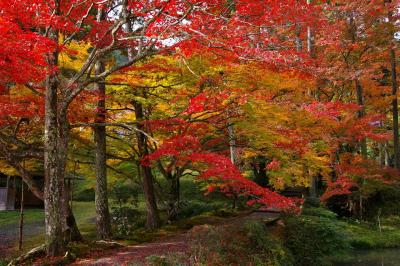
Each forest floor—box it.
[68,211,280,266]
[71,233,188,266]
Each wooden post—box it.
[18,177,24,250]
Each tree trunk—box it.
[390,48,399,169]
[228,119,239,208]
[57,97,83,242]
[307,0,318,197]
[252,157,269,188]
[44,38,65,256]
[355,79,367,220]
[93,55,112,239]
[58,110,82,242]
[134,101,160,229]
[356,80,368,158]
[307,0,315,58]
[228,124,237,165]
[18,179,24,250]
[166,173,180,221]
[385,142,390,166]
[386,0,400,170]
[378,142,385,166]
[122,5,159,229]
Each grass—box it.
[342,217,400,249]
[0,201,95,228]
[0,208,44,227]
[0,201,96,264]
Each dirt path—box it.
[70,233,189,266]
[69,211,280,266]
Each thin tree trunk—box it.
[122,4,160,229]
[228,123,239,208]
[18,178,24,250]
[228,124,237,165]
[390,45,400,170]
[307,0,318,198]
[94,52,112,239]
[390,46,399,169]
[58,111,82,242]
[385,142,390,166]
[355,79,367,220]
[379,142,385,166]
[386,0,400,170]
[295,24,303,52]
[356,80,368,157]
[134,100,160,229]
[307,0,315,58]
[166,173,180,221]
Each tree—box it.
[93,6,112,240]
[1,0,326,255]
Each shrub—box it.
[111,206,142,238]
[110,182,140,207]
[73,188,95,202]
[283,213,350,266]
[178,200,225,218]
[188,221,293,266]
[244,221,294,266]
[303,197,321,208]
[301,207,338,220]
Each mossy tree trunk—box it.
[92,6,112,240]
[44,20,65,255]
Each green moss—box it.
[343,221,400,249]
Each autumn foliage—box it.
[1,0,400,257]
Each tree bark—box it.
[391,49,400,169]
[44,32,65,255]
[356,80,368,158]
[18,179,24,250]
[388,3,400,169]
[93,53,112,239]
[228,124,237,165]
[58,110,82,242]
[355,79,367,220]
[134,100,160,229]
[307,0,315,58]
[307,0,319,198]
[166,173,180,221]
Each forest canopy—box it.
[0,0,400,263]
